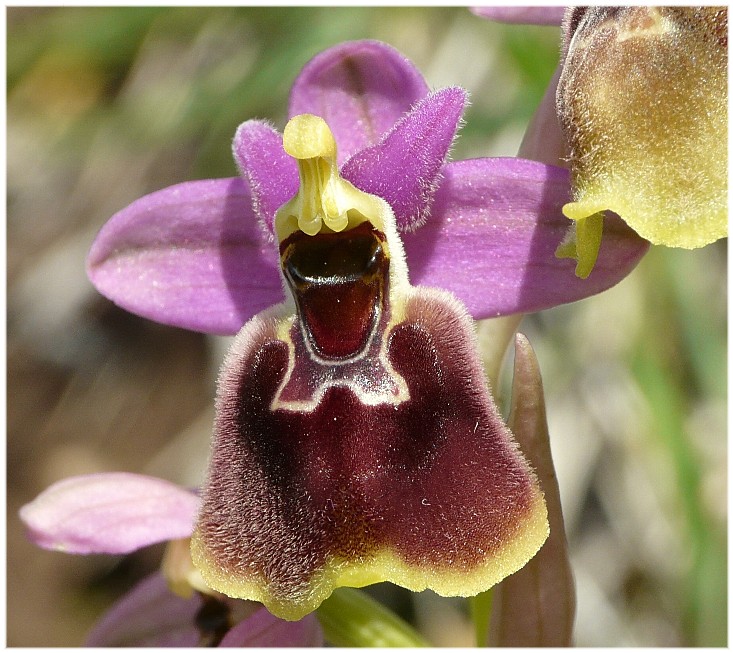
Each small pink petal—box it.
[471,6,565,26]
[289,40,429,164]
[342,87,466,232]
[20,473,199,554]
[233,120,298,236]
[219,609,324,647]
[85,572,202,646]
[87,177,283,335]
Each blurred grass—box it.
[631,246,727,646]
[7,6,726,647]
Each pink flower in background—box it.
[20,473,324,646]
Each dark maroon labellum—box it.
[196,288,543,610]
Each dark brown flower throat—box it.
[280,222,389,360]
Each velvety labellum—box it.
[557,5,728,275]
[193,229,548,619]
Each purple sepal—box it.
[85,571,324,647]
[405,158,649,318]
[85,573,203,646]
[19,473,199,554]
[219,609,324,647]
[87,177,283,336]
[342,87,466,232]
[289,40,430,164]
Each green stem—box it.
[316,588,430,647]
[469,589,493,646]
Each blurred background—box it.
[7,6,726,646]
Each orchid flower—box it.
[475,6,728,277]
[86,39,646,334]
[21,39,645,639]
[20,335,572,646]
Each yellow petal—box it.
[558,7,727,271]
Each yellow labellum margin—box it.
[191,114,548,621]
[557,7,728,277]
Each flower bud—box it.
[556,7,727,277]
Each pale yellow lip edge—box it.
[562,193,728,250]
[190,488,548,622]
